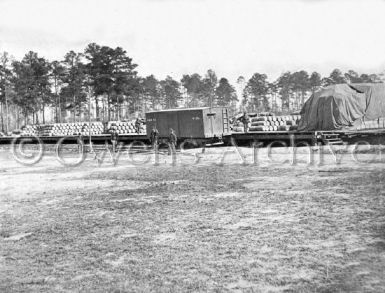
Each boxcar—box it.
[145,107,230,143]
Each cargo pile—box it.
[231,125,244,132]
[19,120,146,137]
[249,115,301,131]
[232,114,301,132]
[21,122,104,136]
[299,83,385,131]
[107,120,146,134]
[80,123,105,135]
[21,125,39,136]
[40,122,104,136]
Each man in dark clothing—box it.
[150,126,159,150]
[168,128,177,156]
[241,112,249,133]
[77,132,84,153]
[111,128,119,152]
[135,118,141,134]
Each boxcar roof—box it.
[146,107,223,113]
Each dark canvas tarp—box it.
[298,83,385,131]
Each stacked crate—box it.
[107,120,146,135]
[248,115,301,132]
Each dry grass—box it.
[0,148,385,292]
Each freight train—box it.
[2,106,385,147]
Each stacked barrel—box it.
[80,123,105,135]
[21,125,39,136]
[231,125,245,132]
[34,122,104,136]
[249,115,301,132]
[19,121,146,137]
[107,120,146,135]
[40,122,104,136]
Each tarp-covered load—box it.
[298,83,385,131]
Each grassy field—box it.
[0,146,385,292]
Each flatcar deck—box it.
[231,131,315,140]
[0,134,149,145]
[1,129,385,146]
[228,131,317,146]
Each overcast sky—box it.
[0,0,384,82]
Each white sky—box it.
[1,0,385,83]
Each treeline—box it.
[241,69,383,114]
[0,43,384,132]
[0,44,239,132]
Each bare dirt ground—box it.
[0,144,385,292]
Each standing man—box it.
[135,117,141,134]
[77,132,84,153]
[241,111,249,133]
[150,126,159,150]
[168,128,177,156]
[110,127,119,152]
